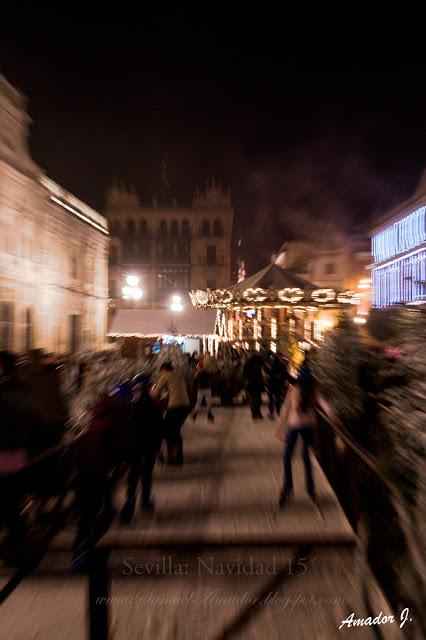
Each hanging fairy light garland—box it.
[189,286,358,310]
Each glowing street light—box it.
[132,287,143,300]
[170,294,183,312]
[126,275,139,287]
[122,275,143,301]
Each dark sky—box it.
[1,4,425,271]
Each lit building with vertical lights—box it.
[371,171,426,308]
[0,74,109,353]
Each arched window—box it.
[139,219,147,235]
[201,219,210,236]
[213,218,223,236]
[127,218,135,235]
[159,219,167,235]
[171,219,178,235]
[182,218,190,236]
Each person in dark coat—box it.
[266,352,290,419]
[192,366,214,422]
[120,374,164,522]
[243,351,266,419]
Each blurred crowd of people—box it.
[0,343,326,570]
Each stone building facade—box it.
[0,74,109,353]
[106,179,234,309]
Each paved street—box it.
[0,406,400,639]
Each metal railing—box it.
[314,407,402,529]
[314,407,425,638]
[0,432,85,605]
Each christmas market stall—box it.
[190,263,362,356]
[107,307,218,356]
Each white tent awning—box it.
[108,308,217,337]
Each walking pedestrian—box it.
[243,350,265,419]
[275,358,332,507]
[192,362,214,421]
[120,374,163,521]
[154,362,190,465]
[266,352,290,419]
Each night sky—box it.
[1,4,425,272]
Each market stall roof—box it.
[108,308,217,337]
[231,263,318,292]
